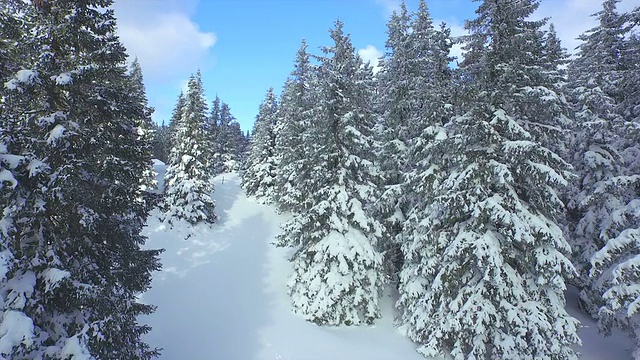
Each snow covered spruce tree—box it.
[377,0,455,282]
[151,121,171,164]
[1,0,26,234]
[218,102,238,171]
[396,1,581,358]
[566,0,630,314]
[162,72,216,225]
[227,120,247,168]
[275,20,385,326]
[567,0,640,353]
[375,1,412,251]
[207,96,222,173]
[168,91,186,139]
[208,98,244,173]
[618,9,640,123]
[127,58,157,196]
[243,88,279,201]
[273,39,318,213]
[0,0,162,358]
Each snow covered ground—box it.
[141,164,634,359]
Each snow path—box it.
[141,172,425,360]
[141,168,634,359]
[565,286,634,359]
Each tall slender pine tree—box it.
[275,21,385,326]
[162,72,216,225]
[243,88,279,201]
[272,39,319,213]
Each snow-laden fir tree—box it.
[273,39,319,213]
[209,99,243,173]
[151,121,171,164]
[162,72,216,225]
[566,0,630,314]
[243,88,279,201]
[207,96,222,173]
[396,0,581,358]
[127,58,157,195]
[227,120,247,168]
[0,0,162,358]
[275,20,385,326]
[0,0,25,238]
[535,23,574,160]
[618,11,640,122]
[567,0,640,354]
[377,0,455,282]
[168,91,186,140]
[374,1,413,258]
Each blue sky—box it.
[112,0,637,132]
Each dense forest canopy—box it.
[1,0,638,359]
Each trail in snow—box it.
[141,167,634,359]
[141,172,424,360]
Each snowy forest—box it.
[1,0,639,359]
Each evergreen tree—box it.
[127,58,157,194]
[207,96,222,173]
[619,7,640,122]
[151,121,171,164]
[275,21,385,326]
[273,39,318,213]
[243,88,279,201]
[397,1,580,358]
[0,1,23,80]
[1,0,161,358]
[168,91,186,141]
[567,0,640,353]
[210,100,242,173]
[162,72,216,225]
[539,23,573,160]
[378,0,455,283]
[228,120,246,167]
[375,1,413,250]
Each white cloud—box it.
[358,45,384,74]
[537,0,637,54]
[375,0,402,17]
[116,12,216,80]
[112,0,217,123]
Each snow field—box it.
[141,165,634,359]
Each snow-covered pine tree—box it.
[0,0,25,238]
[375,1,413,260]
[127,58,157,195]
[1,0,161,358]
[619,21,640,122]
[243,88,279,201]
[151,121,171,164]
[207,95,222,173]
[275,20,385,326]
[396,0,580,358]
[567,0,640,353]
[0,0,22,79]
[566,0,629,315]
[379,0,455,284]
[211,100,242,173]
[227,120,246,168]
[273,39,318,213]
[162,72,216,225]
[168,91,186,141]
[537,23,573,160]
